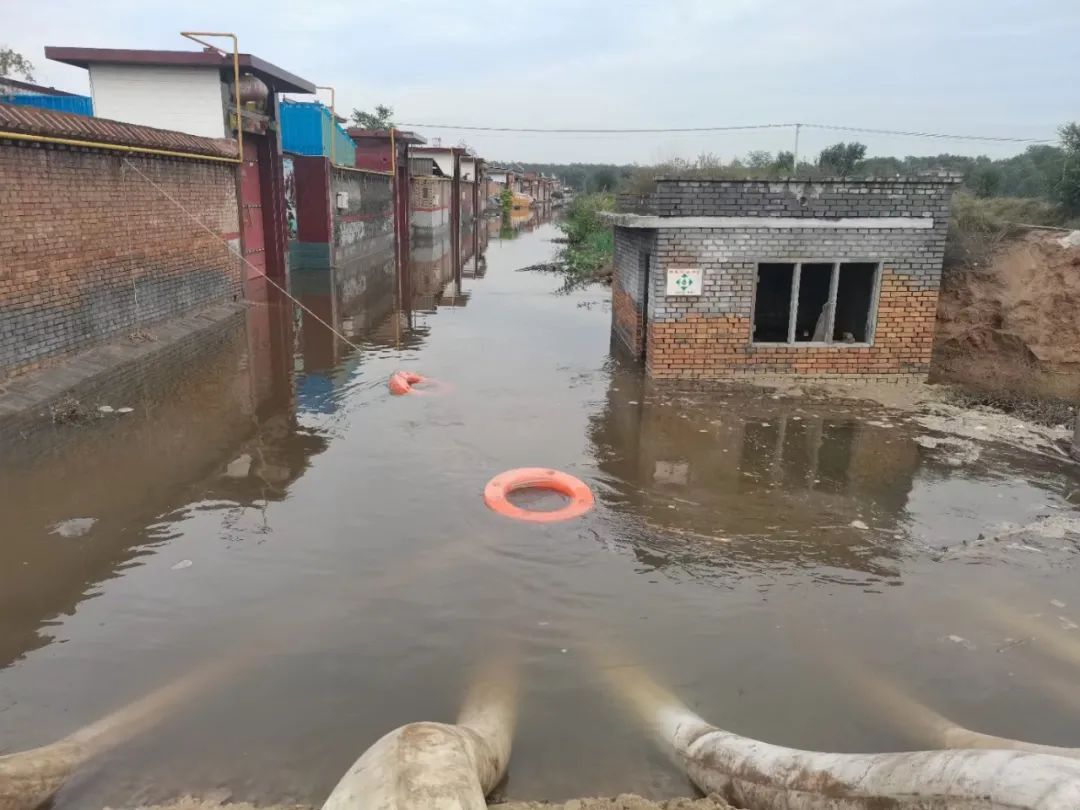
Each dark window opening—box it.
[752,261,879,345]
[833,263,876,343]
[752,263,793,342]
[794,263,832,342]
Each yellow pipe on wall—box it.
[316,85,337,167]
[0,130,241,164]
[180,31,243,162]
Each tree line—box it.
[508,122,1080,218]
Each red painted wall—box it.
[293,155,331,243]
[353,136,394,173]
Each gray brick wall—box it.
[641,177,957,219]
[611,228,656,354]
[648,225,947,325]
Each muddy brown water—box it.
[2,217,1080,807]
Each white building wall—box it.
[426,151,454,177]
[88,64,226,137]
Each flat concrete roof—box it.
[45,47,315,95]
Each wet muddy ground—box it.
[2,214,1080,807]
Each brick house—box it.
[608,176,960,381]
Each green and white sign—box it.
[666,267,703,296]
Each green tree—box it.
[817,141,867,176]
[591,168,617,192]
[350,104,394,129]
[1057,122,1080,215]
[746,150,773,170]
[773,151,795,173]
[0,47,35,81]
[968,164,1002,198]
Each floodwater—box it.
[2,210,1080,806]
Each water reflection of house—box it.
[587,364,919,579]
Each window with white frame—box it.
[751,261,881,345]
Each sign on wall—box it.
[666,267,703,296]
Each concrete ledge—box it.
[0,302,245,421]
[604,213,934,230]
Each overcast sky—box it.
[7,0,1078,164]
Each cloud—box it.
[5,0,1077,163]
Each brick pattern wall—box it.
[0,142,241,378]
[611,228,655,355]
[645,177,956,218]
[330,168,396,317]
[610,178,956,380]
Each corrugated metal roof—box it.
[1,94,94,116]
[0,101,239,159]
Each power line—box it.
[398,120,1056,144]
[399,122,795,134]
[804,123,1054,144]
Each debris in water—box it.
[850,520,869,530]
[98,405,115,414]
[946,634,977,650]
[1059,616,1079,631]
[117,406,134,414]
[913,434,981,466]
[224,454,253,478]
[914,403,1071,460]
[171,559,193,571]
[50,518,97,538]
[1052,599,1067,609]
[1005,543,1044,553]
[50,396,92,424]
[996,637,1028,653]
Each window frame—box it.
[749,259,883,347]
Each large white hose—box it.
[605,661,1080,810]
[0,655,244,810]
[819,645,1080,759]
[321,653,517,809]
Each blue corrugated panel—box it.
[2,94,93,116]
[280,100,355,167]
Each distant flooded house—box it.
[608,176,960,381]
[408,145,485,232]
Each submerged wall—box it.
[331,167,396,318]
[411,175,451,231]
[0,104,242,379]
[289,155,398,337]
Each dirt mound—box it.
[933,229,1080,402]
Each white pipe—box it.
[821,646,1080,759]
[0,655,243,810]
[321,654,516,809]
[605,663,1080,810]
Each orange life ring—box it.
[483,468,595,523]
[388,371,425,396]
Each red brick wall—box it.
[612,282,643,356]
[0,142,241,378]
[647,267,939,379]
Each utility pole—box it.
[792,123,801,178]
